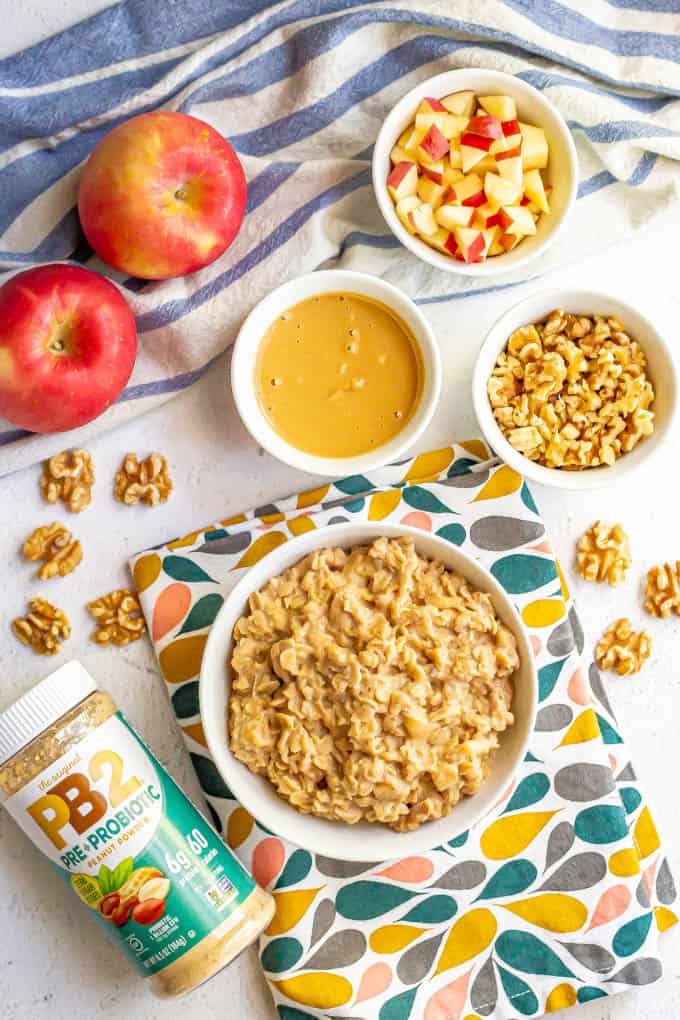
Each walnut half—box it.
[23,523,83,580]
[644,561,680,617]
[40,449,95,513]
[576,521,631,587]
[595,618,652,677]
[114,453,173,507]
[12,598,71,655]
[88,589,146,646]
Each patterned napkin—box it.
[131,443,677,1020]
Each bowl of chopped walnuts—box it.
[472,289,677,489]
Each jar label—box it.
[5,713,255,975]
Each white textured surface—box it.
[1,5,679,1020]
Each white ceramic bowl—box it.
[473,289,678,490]
[200,522,538,861]
[372,68,578,276]
[231,270,441,477]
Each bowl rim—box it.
[372,67,578,277]
[199,521,538,861]
[230,269,442,477]
[472,287,678,490]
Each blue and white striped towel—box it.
[1,0,679,475]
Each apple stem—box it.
[175,188,188,201]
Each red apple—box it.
[0,264,137,433]
[78,111,247,280]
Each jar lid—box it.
[0,661,98,766]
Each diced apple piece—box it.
[484,172,521,207]
[474,154,498,175]
[453,226,487,263]
[443,166,464,187]
[524,200,543,216]
[398,126,413,148]
[396,196,420,234]
[419,124,449,161]
[418,96,446,114]
[449,147,462,170]
[416,111,468,140]
[417,176,447,210]
[478,95,517,121]
[499,231,521,252]
[420,159,445,184]
[496,155,523,187]
[489,135,509,156]
[442,114,469,139]
[519,122,549,170]
[480,227,498,255]
[466,114,503,140]
[498,205,537,236]
[415,110,448,133]
[460,144,487,174]
[390,144,411,166]
[522,168,550,213]
[450,173,484,206]
[488,227,505,257]
[409,203,438,236]
[404,126,428,154]
[472,203,502,229]
[495,144,522,161]
[444,233,459,257]
[436,203,474,229]
[501,134,522,153]
[441,90,476,117]
[387,161,418,202]
[502,118,521,137]
[460,132,492,152]
[422,227,452,253]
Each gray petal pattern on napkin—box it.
[310,898,336,947]
[559,941,615,973]
[535,704,573,731]
[541,853,607,892]
[397,933,444,985]
[606,958,662,985]
[470,516,544,551]
[470,955,497,1016]
[430,860,487,890]
[305,930,366,970]
[544,821,575,871]
[554,763,615,802]
[657,858,677,905]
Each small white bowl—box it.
[231,270,441,477]
[372,68,578,276]
[200,522,537,861]
[473,289,678,490]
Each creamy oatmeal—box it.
[229,536,519,832]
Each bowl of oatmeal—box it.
[200,523,537,860]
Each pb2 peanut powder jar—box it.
[0,661,274,997]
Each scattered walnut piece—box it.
[576,521,631,586]
[12,598,71,655]
[595,618,652,677]
[114,453,173,506]
[22,522,83,580]
[88,589,146,646]
[644,561,680,617]
[40,449,95,512]
[487,310,655,470]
